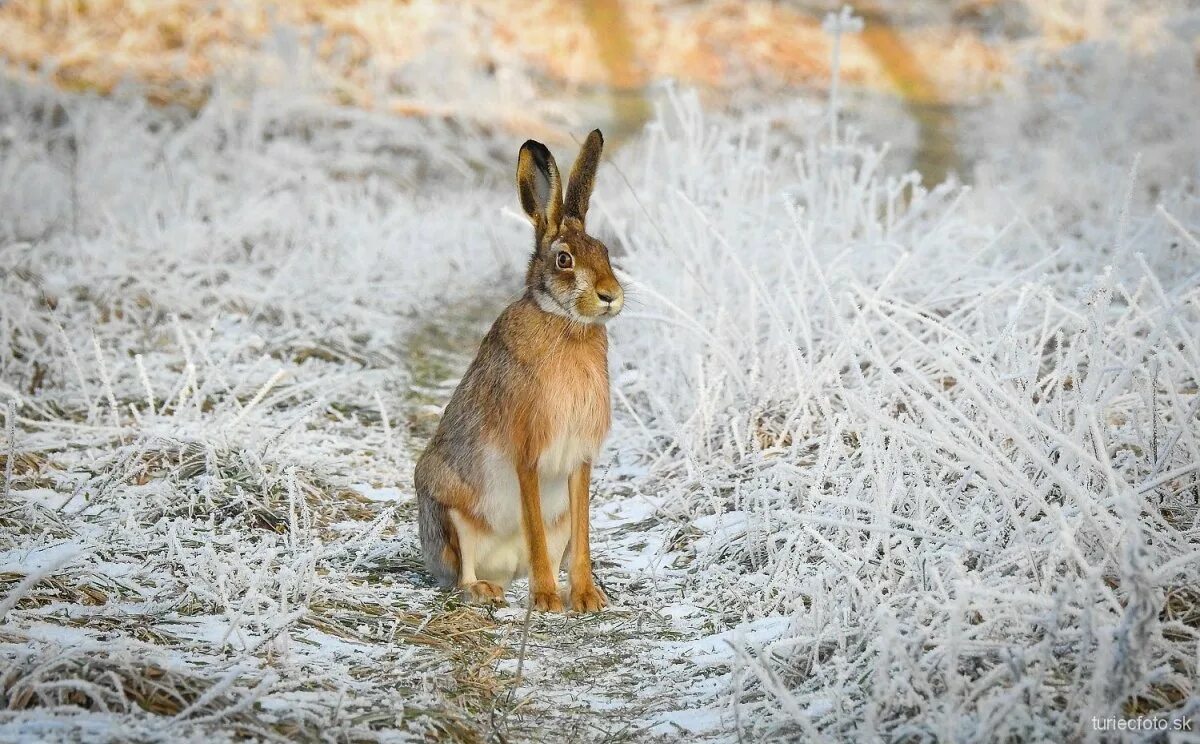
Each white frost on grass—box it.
[597,34,1200,743]
[3,6,1200,741]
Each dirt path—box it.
[394,294,720,741]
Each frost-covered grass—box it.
[606,90,1200,739]
[3,11,1200,743]
[0,78,539,741]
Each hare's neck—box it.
[531,288,573,320]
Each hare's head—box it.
[517,130,623,324]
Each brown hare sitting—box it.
[415,130,622,612]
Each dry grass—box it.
[0,352,535,741]
[1,645,313,739]
[0,572,122,610]
[0,494,531,741]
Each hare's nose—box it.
[597,290,616,303]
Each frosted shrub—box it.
[603,76,1199,742]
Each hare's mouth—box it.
[596,302,622,321]
[576,294,623,323]
[576,303,614,324]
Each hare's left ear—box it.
[563,129,604,227]
[517,140,563,233]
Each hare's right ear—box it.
[563,129,603,226]
[517,140,562,235]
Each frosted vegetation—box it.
[2,7,1199,742]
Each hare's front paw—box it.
[530,588,564,612]
[462,580,507,607]
[569,583,607,613]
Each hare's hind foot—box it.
[569,582,607,613]
[462,580,507,607]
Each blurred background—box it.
[5,0,1193,188]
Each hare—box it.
[415,130,622,612]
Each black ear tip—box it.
[520,139,552,168]
[590,129,604,145]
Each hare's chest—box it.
[535,357,610,477]
[538,430,600,478]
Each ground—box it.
[2,3,1200,742]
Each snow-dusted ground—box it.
[3,8,1200,742]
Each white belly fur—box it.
[471,438,596,584]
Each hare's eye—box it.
[556,251,574,270]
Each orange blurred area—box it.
[0,0,1007,111]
